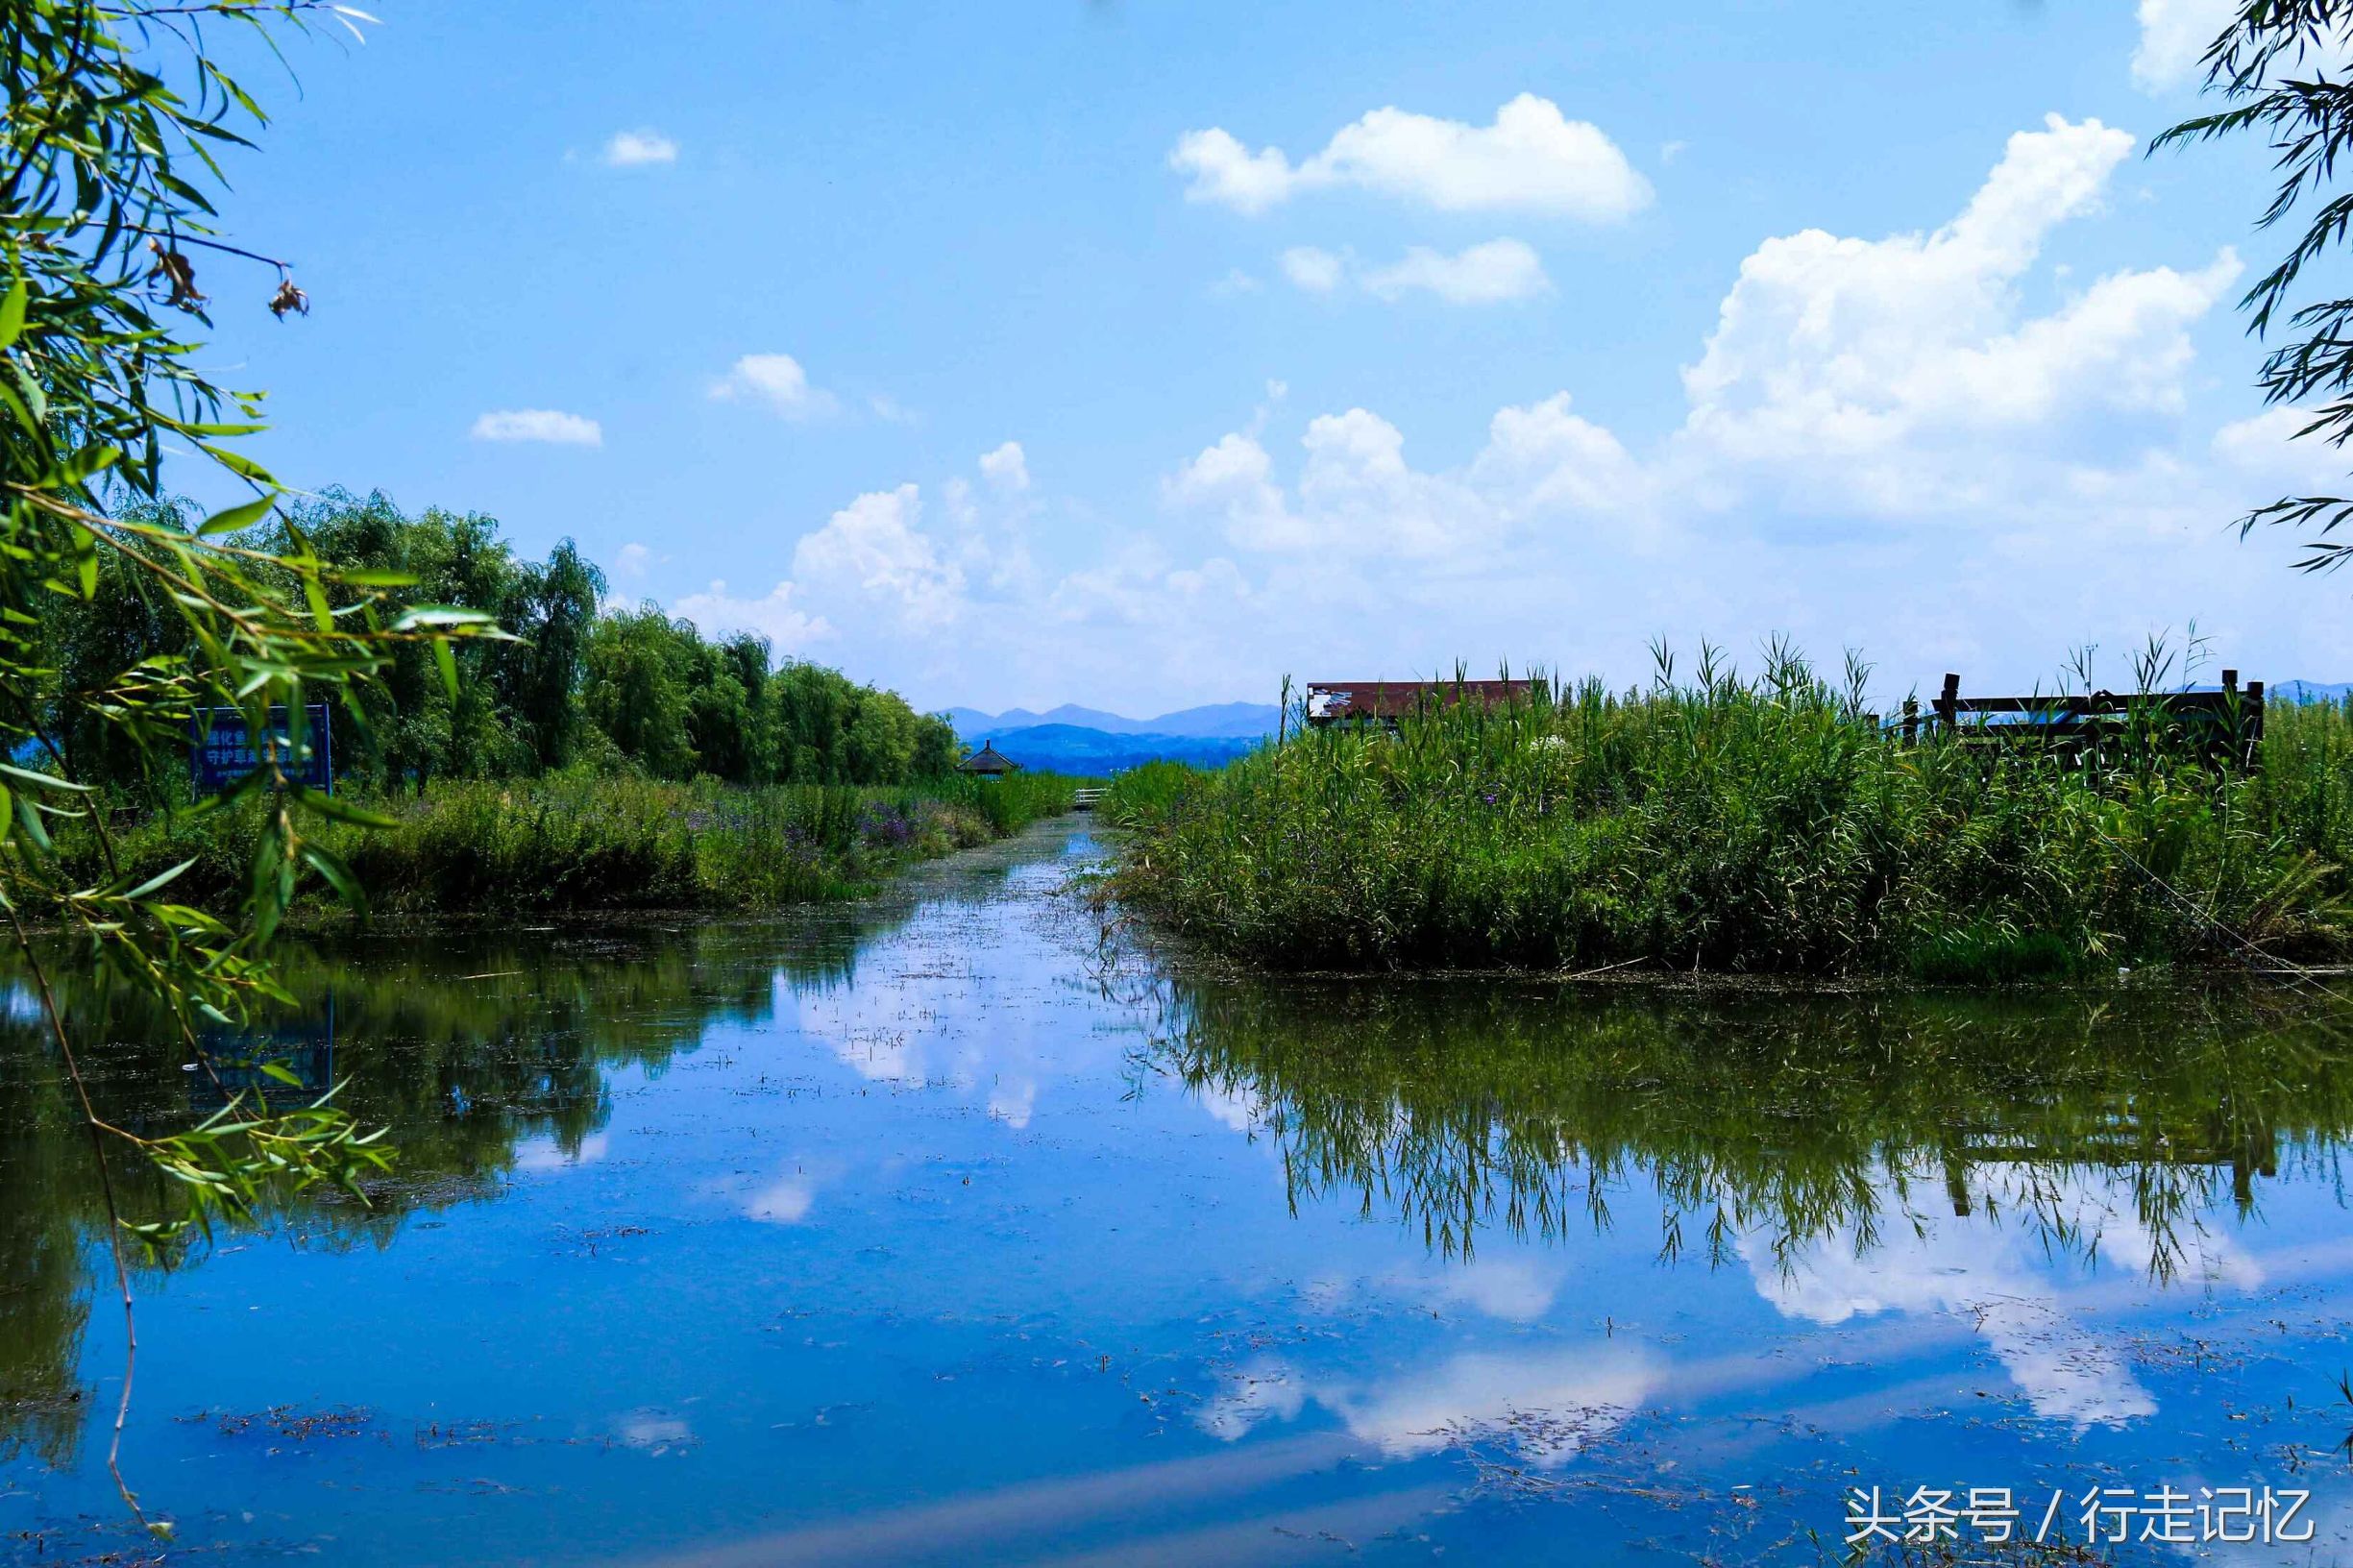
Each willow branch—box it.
[2,894,155,1533]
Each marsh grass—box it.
[1105,648,2353,976]
[79,771,1081,917]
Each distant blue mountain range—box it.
[2276,680,2353,703]
[945,701,1282,772]
[944,701,1280,740]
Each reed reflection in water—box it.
[1159,977,2341,1275]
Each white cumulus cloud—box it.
[1469,392,1647,515]
[1170,391,1639,556]
[1279,245,1346,293]
[470,408,602,446]
[1674,113,2239,513]
[2132,0,2236,89]
[1291,407,1493,556]
[672,579,830,650]
[1276,239,1550,305]
[1178,114,2242,553]
[978,440,1031,493]
[2213,405,2351,490]
[1171,93,1651,219]
[710,353,840,420]
[602,128,678,167]
[1362,238,1550,303]
[1167,430,1310,550]
[2132,1,2353,93]
[792,484,967,629]
[1049,543,1252,628]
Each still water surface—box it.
[6,821,2353,1564]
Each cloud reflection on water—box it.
[1742,1163,2267,1426]
[1197,1342,1657,1468]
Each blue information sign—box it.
[189,994,336,1112]
[189,703,333,795]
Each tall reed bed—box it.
[1104,652,2352,976]
[86,772,1081,917]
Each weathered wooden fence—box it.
[1900,669,2266,772]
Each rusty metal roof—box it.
[1305,680,1538,723]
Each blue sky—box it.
[181,0,2335,713]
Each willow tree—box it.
[2,1,496,1531]
[2157,1,2353,571]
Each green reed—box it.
[1104,649,2353,975]
[73,771,1083,917]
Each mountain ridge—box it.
[944,701,1281,742]
[956,723,1260,773]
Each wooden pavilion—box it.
[957,741,1021,775]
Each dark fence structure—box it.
[1900,669,2266,772]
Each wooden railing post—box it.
[1901,697,1918,745]
[1936,673,1959,731]
[2217,670,2239,771]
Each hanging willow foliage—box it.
[2155,1,2353,571]
[0,1,501,1532]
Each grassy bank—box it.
[81,772,1081,918]
[1104,657,2353,977]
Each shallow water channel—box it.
[6,820,2353,1564]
